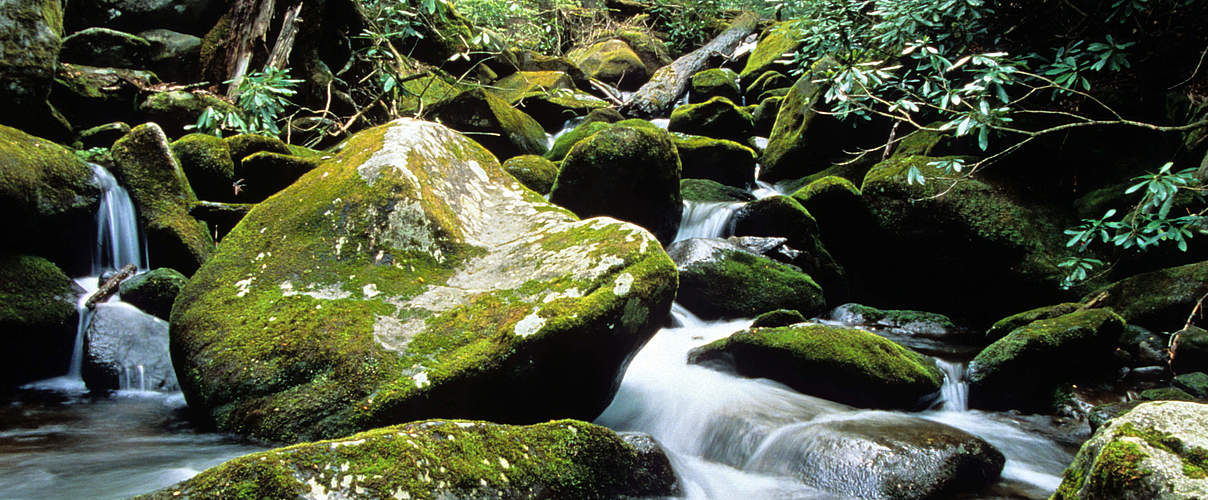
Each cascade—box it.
[674,201,742,242]
[90,163,148,274]
[936,358,970,411]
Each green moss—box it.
[740,21,808,80]
[985,302,1083,342]
[760,59,840,182]
[751,308,805,328]
[1086,439,1152,492]
[680,178,754,202]
[502,154,559,194]
[615,29,672,73]
[0,255,76,327]
[225,134,291,165]
[172,133,235,202]
[428,88,548,160]
[790,175,861,205]
[567,39,648,90]
[689,68,740,104]
[119,267,187,320]
[745,70,790,101]
[489,71,575,104]
[677,248,824,319]
[0,124,98,221]
[668,96,754,143]
[837,303,956,329]
[1139,387,1198,401]
[1084,260,1208,332]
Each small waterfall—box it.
[547,117,586,150]
[674,201,742,242]
[90,163,147,274]
[936,359,969,412]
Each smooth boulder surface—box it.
[688,323,943,409]
[1054,401,1208,499]
[0,255,81,388]
[969,308,1125,411]
[170,119,677,442]
[118,267,187,320]
[82,302,176,392]
[550,125,682,244]
[135,419,680,500]
[668,238,825,320]
[746,411,1005,499]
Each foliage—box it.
[73,147,110,164]
[650,0,723,54]
[452,0,581,54]
[191,68,302,138]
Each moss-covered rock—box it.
[1176,373,1208,399]
[1054,401,1208,499]
[667,238,825,320]
[224,133,291,163]
[187,201,252,242]
[502,154,559,195]
[489,71,577,104]
[0,124,100,272]
[170,119,677,442]
[119,267,188,321]
[760,63,847,182]
[171,133,235,202]
[731,195,846,301]
[515,90,610,132]
[0,0,64,136]
[138,29,202,82]
[427,88,548,161]
[0,254,81,388]
[1174,326,1208,375]
[53,63,159,131]
[751,95,782,137]
[135,419,680,500]
[739,21,807,81]
[985,302,1084,343]
[567,39,649,91]
[615,29,672,75]
[76,121,131,149]
[503,48,591,89]
[689,68,741,104]
[110,123,214,275]
[788,175,872,263]
[1085,260,1208,333]
[138,89,240,138]
[672,134,756,188]
[744,70,790,104]
[545,120,613,162]
[59,27,150,68]
[393,71,468,118]
[689,323,943,409]
[969,308,1125,411]
[668,96,754,143]
[751,308,806,328]
[830,303,958,337]
[550,125,682,244]
[680,178,754,202]
[235,151,321,203]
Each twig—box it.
[1170,44,1208,90]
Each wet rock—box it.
[668,238,825,320]
[544,118,659,162]
[1054,401,1208,499]
[751,309,805,328]
[986,302,1084,343]
[751,95,782,136]
[118,268,187,321]
[1118,325,1170,368]
[1176,372,1208,399]
[830,303,959,338]
[489,70,577,104]
[137,89,239,138]
[550,125,682,244]
[138,29,201,82]
[110,123,214,275]
[1173,325,1208,374]
[1084,260,1208,332]
[427,88,548,161]
[969,309,1125,411]
[0,0,65,137]
[568,39,649,91]
[502,154,558,195]
[1126,365,1170,383]
[726,236,802,266]
[680,178,754,202]
[135,419,680,499]
[65,0,224,36]
[170,133,235,202]
[689,68,741,104]
[672,134,757,188]
[170,119,676,442]
[615,29,672,75]
[187,201,251,242]
[668,96,754,143]
[745,412,1004,499]
[224,133,291,163]
[82,302,176,392]
[0,255,82,388]
[688,324,943,409]
[731,195,846,301]
[59,28,150,69]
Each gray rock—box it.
[668,237,825,320]
[0,0,65,136]
[138,29,200,82]
[82,302,176,392]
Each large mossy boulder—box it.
[118,267,187,321]
[170,119,677,442]
[502,154,559,195]
[136,419,680,500]
[427,88,548,161]
[544,118,657,162]
[985,302,1084,343]
[170,133,235,202]
[739,21,807,81]
[1085,260,1208,332]
[0,255,81,388]
[744,70,790,103]
[489,70,576,104]
[110,123,214,275]
[689,323,943,409]
[549,125,682,244]
[689,68,741,104]
[680,178,754,202]
[746,412,1005,499]
[968,308,1125,411]
[760,66,846,182]
[667,238,826,320]
[615,29,672,75]
[673,134,756,188]
[0,0,65,137]
[1054,401,1208,499]
[0,125,100,273]
[731,195,846,300]
[668,96,754,143]
[59,27,150,68]
[567,39,649,91]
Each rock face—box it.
[1054,401,1208,499]
[549,125,682,244]
[82,302,176,392]
[0,255,81,388]
[110,123,214,275]
[427,88,549,161]
[135,419,680,500]
[969,308,1125,411]
[1085,260,1208,332]
[118,267,187,320]
[170,119,677,442]
[0,0,64,135]
[746,412,1005,499]
[667,238,825,320]
[688,323,943,409]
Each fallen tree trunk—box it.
[86,264,137,310]
[619,11,759,119]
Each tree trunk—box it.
[86,264,137,310]
[619,11,759,119]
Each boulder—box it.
[225,133,291,163]
[672,134,756,188]
[731,195,846,300]
[1175,326,1208,375]
[830,303,958,337]
[0,0,65,137]
[0,125,100,272]
[985,302,1084,343]
[502,154,559,195]
[137,89,240,138]
[138,29,201,82]
[59,27,150,69]
[1085,260,1208,332]
[751,95,783,137]
[187,201,252,242]
[550,125,682,244]
[689,68,741,104]
[615,29,672,75]
[118,267,187,320]
[744,70,790,104]
[739,21,807,81]
[1118,325,1172,368]
[170,133,235,202]
[0,255,81,388]
[668,238,825,320]
[1054,401,1208,499]
[746,412,1004,499]
[788,175,873,262]
[568,39,649,91]
[234,151,322,202]
[503,48,591,89]
[1176,372,1208,399]
[969,308,1126,411]
[65,0,223,36]
[170,119,677,442]
[544,118,660,162]
[760,66,847,182]
[110,123,214,275]
[76,121,131,149]
[515,90,609,132]
[751,308,805,328]
[82,302,176,392]
[489,71,576,104]
[427,88,548,161]
[134,420,679,499]
[53,64,158,130]
[668,96,754,143]
[680,178,754,202]
[688,323,943,409]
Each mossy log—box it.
[620,11,759,119]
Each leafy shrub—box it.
[191,68,302,138]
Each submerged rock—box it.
[170,119,676,442]
[1054,401,1208,499]
[118,267,187,321]
[0,255,81,388]
[135,419,680,500]
[688,323,943,409]
[668,238,825,320]
[82,302,176,392]
[745,411,1004,499]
